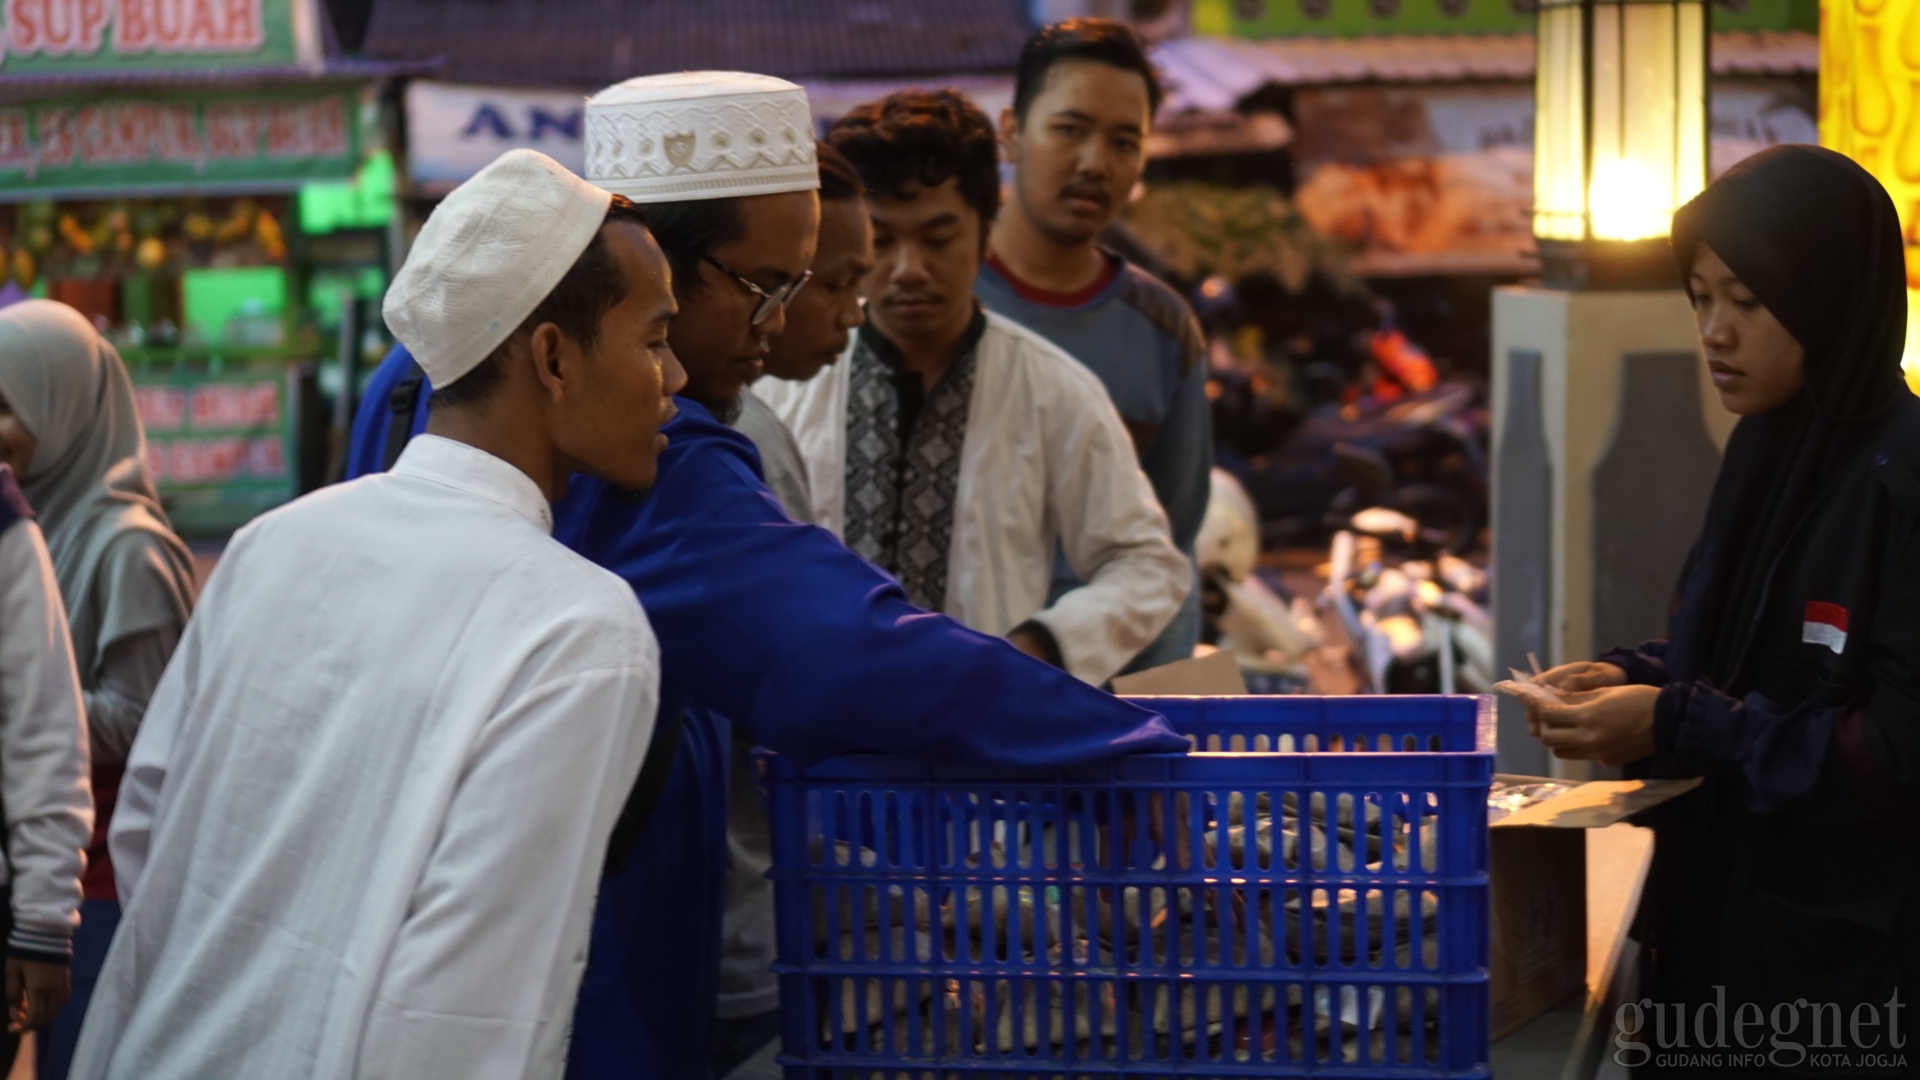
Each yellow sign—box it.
[1821,0,1920,390]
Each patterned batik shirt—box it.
[841,309,987,612]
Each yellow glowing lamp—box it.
[1820,0,1920,392]
[1533,0,1710,288]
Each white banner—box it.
[406,80,587,191]
[406,78,1024,191]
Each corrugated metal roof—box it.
[1154,30,1816,112]
[1708,29,1820,76]
[361,0,1033,89]
[1147,109,1293,157]
[0,57,437,103]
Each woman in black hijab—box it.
[1531,144,1920,1076]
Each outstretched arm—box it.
[561,421,1187,768]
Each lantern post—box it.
[1487,0,1734,775]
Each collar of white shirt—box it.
[391,434,554,535]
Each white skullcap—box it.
[585,71,819,203]
[384,149,612,389]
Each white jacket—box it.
[0,514,93,962]
[755,310,1190,685]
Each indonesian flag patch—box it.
[1803,601,1849,654]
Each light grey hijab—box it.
[0,299,195,677]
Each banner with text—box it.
[132,364,295,533]
[0,0,322,76]
[405,80,585,192]
[0,87,360,199]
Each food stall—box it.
[0,0,420,534]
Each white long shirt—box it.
[756,310,1190,685]
[71,435,659,1080]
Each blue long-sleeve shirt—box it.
[347,346,1187,1078]
[976,254,1211,671]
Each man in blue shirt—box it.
[348,72,1187,1080]
[978,18,1212,672]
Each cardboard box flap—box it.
[1111,649,1249,696]
[1491,775,1701,829]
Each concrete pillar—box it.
[1488,287,1737,777]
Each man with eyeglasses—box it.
[344,72,1187,1080]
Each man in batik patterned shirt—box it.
[758,88,1189,687]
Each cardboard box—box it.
[1488,775,1699,1041]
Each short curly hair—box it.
[826,89,1000,229]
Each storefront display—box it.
[131,363,297,534]
[1,0,408,532]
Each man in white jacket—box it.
[0,465,92,1052]
[758,88,1189,685]
[67,150,684,1080]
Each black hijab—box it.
[1669,145,1910,686]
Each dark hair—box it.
[1013,18,1164,124]
[828,89,1000,228]
[816,140,862,203]
[432,195,651,409]
[639,196,745,300]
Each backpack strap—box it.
[382,361,428,472]
[602,708,686,876]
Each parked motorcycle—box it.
[1194,469,1322,684]
[1197,468,1493,696]
[1218,380,1489,554]
[1322,507,1495,695]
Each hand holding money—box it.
[1533,661,1627,693]
[1530,685,1660,766]
[1491,657,1566,736]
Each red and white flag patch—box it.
[1803,601,1849,654]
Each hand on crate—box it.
[1530,684,1658,767]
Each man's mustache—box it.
[1059,181,1109,206]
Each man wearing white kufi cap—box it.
[69,148,685,1080]
[343,76,1188,1080]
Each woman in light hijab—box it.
[0,299,195,1080]
[1526,146,1919,1077]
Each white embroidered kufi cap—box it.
[586,71,819,202]
[383,149,612,389]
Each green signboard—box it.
[0,0,319,77]
[1202,0,1530,39]
[0,86,362,199]
[1194,0,1814,38]
[131,363,295,533]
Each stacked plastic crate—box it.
[761,695,1496,1078]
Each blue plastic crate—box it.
[1142,695,1492,755]
[761,695,1496,1079]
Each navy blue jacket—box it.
[1601,394,1920,1018]
[346,347,1186,1078]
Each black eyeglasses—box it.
[705,256,812,327]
